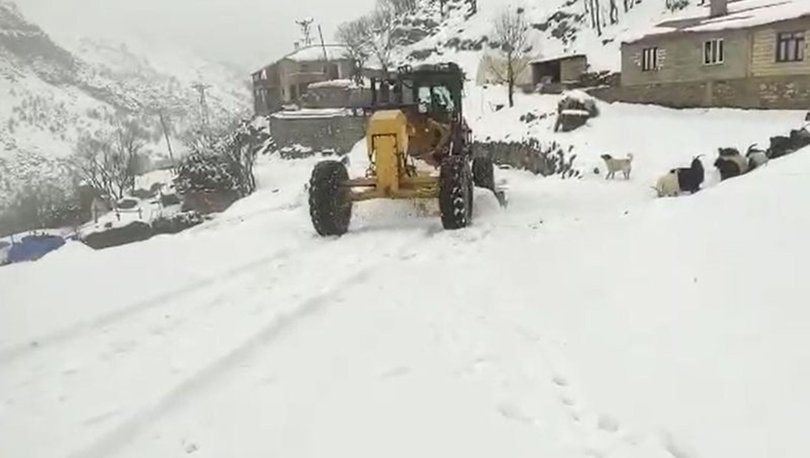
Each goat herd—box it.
[653,127,810,198]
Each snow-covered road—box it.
[3,101,810,458]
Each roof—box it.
[624,0,810,44]
[529,53,587,65]
[283,44,350,63]
[253,44,351,73]
[308,79,358,90]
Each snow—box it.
[270,107,354,119]
[625,0,810,42]
[280,44,350,64]
[393,0,712,74]
[3,84,810,458]
[308,79,357,89]
[530,53,587,64]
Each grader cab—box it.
[307,63,502,236]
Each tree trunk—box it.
[594,0,603,35]
[507,52,515,108]
[609,0,619,24]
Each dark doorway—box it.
[532,60,562,85]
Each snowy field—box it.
[2,95,810,458]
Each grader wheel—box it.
[439,156,473,230]
[473,156,495,190]
[309,160,352,236]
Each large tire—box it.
[309,160,352,236]
[439,156,473,230]
[473,156,495,190]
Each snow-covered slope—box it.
[389,0,730,74]
[0,0,250,161]
[2,90,809,457]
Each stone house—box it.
[618,0,810,109]
[251,44,355,115]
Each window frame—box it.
[776,31,805,63]
[642,47,659,72]
[703,38,725,65]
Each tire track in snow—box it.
[65,229,431,458]
[0,246,296,365]
[66,252,407,458]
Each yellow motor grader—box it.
[307,63,503,236]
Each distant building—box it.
[251,44,355,115]
[529,54,588,92]
[618,0,810,109]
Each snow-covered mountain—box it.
[0,0,250,161]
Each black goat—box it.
[714,147,749,181]
[670,155,705,194]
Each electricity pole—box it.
[191,82,212,132]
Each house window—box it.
[642,47,659,71]
[777,32,805,62]
[704,39,724,65]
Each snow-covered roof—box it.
[282,44,350,63]
[253,44,352,73]
[307,79,357,90]
[270,108,353,120]
[624,0,810,43]
[529,53,587,65]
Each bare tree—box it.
[70,117,149,201]
[593,0,603,35]
[437,0,447,16]
[336,18,373,83]
[492,7,530,108]
[380,0,418,14]
[608,0,619,24]
[369,3,397,74]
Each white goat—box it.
[653,172,680,198]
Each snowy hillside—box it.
[0,0,250,161]
[387,0,718,74]
[2,85,810,457]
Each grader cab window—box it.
[417,85,456,114]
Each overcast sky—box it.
[15,0,377,71]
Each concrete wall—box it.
[621,28,751,86]
[592,74,810,109]
[269,113,366,155]
[751,18,810,77]
[560,57,588,82]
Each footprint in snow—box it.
[597,414,620,433]
[552,375,569,387]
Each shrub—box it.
[152,211,204,235]
[174,153,244,195]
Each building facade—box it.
[252,45,355,115]
[617,0,810,109]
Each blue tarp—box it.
[7,235,66,264]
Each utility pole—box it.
[296,18,315,46]
[157,109,176,169]
[191,82,212,132]
[318,24,329,61]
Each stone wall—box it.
[269,111,367,155]
[591,75,810,110]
